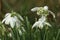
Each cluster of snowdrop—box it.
[2,6,55,30]
[2,11,26,36]
[2,11,24,28]
[31,6,55,29]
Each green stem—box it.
[22,34,25,40]
[56,29,60,40]
[43,26,48,40]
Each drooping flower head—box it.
[2,11,24,28]
[31,6,48,16]
[32,16,51,29]
[31,6,55,18]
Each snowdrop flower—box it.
[31,6,55,18]
[32,16,51,29]
[31,6,48,16]
[2,13,23,28]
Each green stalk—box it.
[43,26,48,40]
[11,28,16,40]
[43,29,46,40]
[22,34,25,40]
[56,29,60,40]
[16,28,20,40]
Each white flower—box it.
[32,16,51,29]
[31,6,55,18]
[31,6,48,16]
[2,13,23,28]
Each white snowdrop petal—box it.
[9,18,15,28]
[16,20,21,27]
[13,16,21,28]
[5,19,9,25]
[32,21,39,28]
[5,17,11,25]
[44,6,48,10]
[48,10,55,18]
[2,16,10,23]
[31,7,39,12]
[13,16,17,22]
[10,21,14,28]
[44,22,51,27]
[16,22,20,27]
[39,24,43,29]
[39,16,46,21]
[2,18,6,23]
[5,13,11,17]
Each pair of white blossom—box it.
[31,6,55,29]
[2,12,23,28]
[2,6,55,29]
